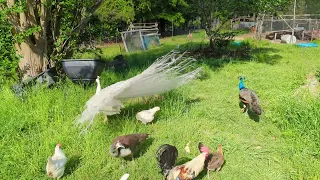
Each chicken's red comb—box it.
[57,143,62,147]
[200,145,210,154]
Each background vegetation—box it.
[1,0,320,179]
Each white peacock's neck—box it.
[96,81,101,93]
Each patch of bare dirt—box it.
[294,73,319,96]
[234,32,313,44]
[234,33,255,40]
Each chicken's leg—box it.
[121,159,125,169]
[104,115,108,123]
[207,170,210,180]
[241,104,247,113]
[131,153,135,164]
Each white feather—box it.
[75,50,202,132]
[120,173,130,180]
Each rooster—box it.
[136,106,160,124]
[46,143,67,179]
[238,76,262,115]
[156,143,210,180]
[75,51,202,133]
[110,133,149,167]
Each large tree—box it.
[0,0,103,80]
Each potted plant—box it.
[61,50,106,83]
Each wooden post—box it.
[271,16,273,32]
[121,32,129,52]
[309,19,311,31]
[171,21,174,39]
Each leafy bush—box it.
[0,18,19,83]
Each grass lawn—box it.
[1,31,320,179]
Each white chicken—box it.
[136,106,160,124]
[75,50,202,133]
[46,144,67,179]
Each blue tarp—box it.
[296,43,318,47]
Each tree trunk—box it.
[16,41,48,80]
[159,18,166,34]
[5,0,102,80]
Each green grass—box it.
[1,32,320,179]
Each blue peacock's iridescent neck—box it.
[239,79,245,90]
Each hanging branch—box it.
[55,0,104,55]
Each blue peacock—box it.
[238,76,262,115]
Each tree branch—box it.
[52,2,62,40]
[26,0,37,27]
[5,0,21,33]
[53,0,104,55]
[68,0,104,34]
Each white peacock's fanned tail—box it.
[75,50,202,132]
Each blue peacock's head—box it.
[238,76,246,90]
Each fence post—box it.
[271,16,273,32]
[309,19,311,31]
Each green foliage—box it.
[133,0,189,26]
[0,18,19,83]
[51,0,103,61]
[96,0,135,23]
[89,0,135,42]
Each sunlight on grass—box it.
[1,32,320,179]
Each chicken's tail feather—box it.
[156,144,178,177]
[137,133,149,142]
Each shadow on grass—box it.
[196,46,282,71]
[107,91,203,128]
[247,109,260,122]
[134,137,154,159]
[103,42,205,76]
[182,97,203,113]
[238,101,260,122]
[122,137,154,162]
[176,157,192,165]
[64,155,81,176]
[103,40,283,80]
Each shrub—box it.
[0,18,19,84]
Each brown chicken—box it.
[156,143,210,180]
[205,144,224,179]
[110,133,149,167]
